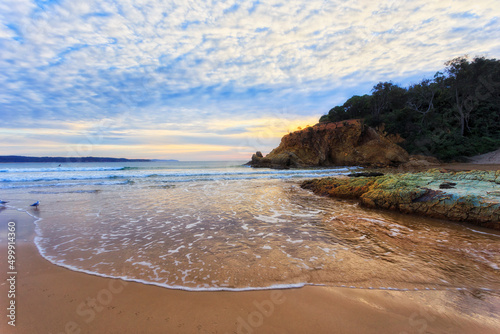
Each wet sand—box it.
[468,149,500,165]
[434,163,500,171]
[1,208,500,333]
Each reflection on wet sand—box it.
[27,178,499,293]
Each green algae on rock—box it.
[301,169,500,230]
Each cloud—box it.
[1,0,500,158]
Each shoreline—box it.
[1,208,499,333]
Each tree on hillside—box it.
[318,56,500,160]
[370,82,391,121]
[406,79,438,131]
[370,82,406,123]
[322,95,372,122]
[445,56,476,136]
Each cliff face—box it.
[250,120,409,168]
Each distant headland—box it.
[0,156,178,163]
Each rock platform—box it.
[301,169,500,230]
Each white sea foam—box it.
[4,161,499,293]
[0,166,126,173]
[133,261,155,268]
[0,163,356,190]
[466,227,500,237]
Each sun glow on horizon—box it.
[0,115,321,160]
[1,0,499,159]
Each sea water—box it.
[1,161,499,292]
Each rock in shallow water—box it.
[301,169,500,230]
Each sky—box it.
[1,0,499,160]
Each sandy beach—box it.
[1,208,499,334]
[2,0,500,332]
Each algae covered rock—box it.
[301,170,500,230]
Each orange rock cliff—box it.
[249,120,410,168]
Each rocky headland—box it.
[301,169,500,230]
[249,120,410,169]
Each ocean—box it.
[1,161,499,292]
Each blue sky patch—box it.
[0,0,499,159]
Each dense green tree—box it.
[406,79,437,130]
[369,82,406,122]
[321,95,372,122]
[445,56,478,136]
[319,56,500,161]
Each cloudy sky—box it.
[1,0,499,160]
